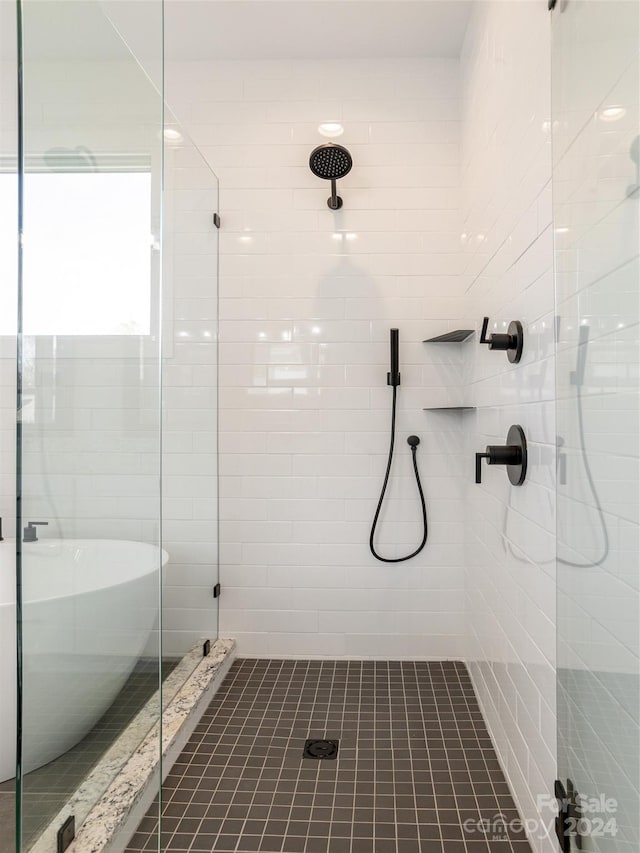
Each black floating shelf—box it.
[423,329,474,343]
[423,406,476,411]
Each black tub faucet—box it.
[23,521,48,543]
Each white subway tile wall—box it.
[167,57,468,660]
[460,5,556,853]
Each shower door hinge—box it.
[555,780,571,852]
[213,582,221,598]
[203,639,211,657]
[548,0,557,9]
[57,815,75,853]
[555,779,583,852]
[213,212,221,228]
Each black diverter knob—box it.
[479,316,524,363]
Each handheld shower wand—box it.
[369,329,428,563]
[388,328,400,387]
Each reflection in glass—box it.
[13,0,164,849]
[552,2,640,852]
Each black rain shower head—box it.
[309,143,352,180]
[309,143,352,209]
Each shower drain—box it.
[303,739,339,760]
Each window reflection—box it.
[0,171,152,335]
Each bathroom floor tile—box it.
[127,659,532,852]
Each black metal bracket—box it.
[213,582,221,598]
[213,212,221,229]
[203,639,211,657]
[57,815,75,853]
[555,779,570,852]
[476,425,527,486]
[548,0,557,9]
[479,316,524,363]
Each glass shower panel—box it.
[553,2,640,852]
[162,114,220,670]
[16,0,164,849]
[0,1,19,850]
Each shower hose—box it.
[369,385,428,562]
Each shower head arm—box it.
[328,179,342,210]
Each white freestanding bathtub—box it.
[0,538,168,783]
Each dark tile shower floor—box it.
[0,658,179,852]
[127,659,532,853]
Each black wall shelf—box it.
[423,329,474,343]
[423,406,475,411]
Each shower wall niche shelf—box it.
[423,330,474,343]
[423,406,475,411]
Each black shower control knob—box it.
[479,317,524,363]
[487,444,521,466]
[486,332,513,351]
[475,425,527,486]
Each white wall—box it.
[460,5,556,853]
[167,57,468,659]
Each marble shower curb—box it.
[31,638,236,853]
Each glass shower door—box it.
[15,0,164,849]
[552,1,640,852]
